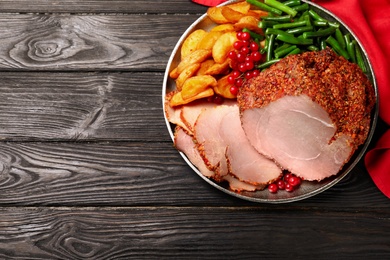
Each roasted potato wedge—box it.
[169,88,214,107]
[214,75,236,99]
[210,23,235,33]
[181,29,207,58]
[207,6,229,24]
[221,7,246,23]
[212,31,237,64]
[234,16,263,34]
[181,75,217,100]
[196,59,215,76]
[175,63,201,91]
[204,59,230,76]
[227,0,251,14]
[197,31,224,51]
[171,49,212,78]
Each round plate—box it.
[162,0,379,203]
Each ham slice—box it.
[241,95,353,181]
[194,102,282,186]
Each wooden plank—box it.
[0,72,170,141]
[0,13,199,70]
[0,0,208,14]
[0,141,387,207]
[0,206,389,259]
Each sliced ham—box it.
[174,127,214,178]
[219,107,282,186]
[241,95,352,181]
[194,102,282,186]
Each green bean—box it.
[276,32,313,45]
[286,25,313,34]
[292,3,309,12]
[257,58,281,69]
[242,28,265,41]
[354,41,367,73]
[274,43,291,53]
[246,0,283,15]
[325,36,350,60]
[282,0,301,7]
[267,34,276,61]
[313,20,328,27]
[344,34,356,63]
[275,45,297,58]
[265,28,286,35]
[258,20,279,29]
[262,15,292,22]
[334,28,346,49]
[307,45,319,51]
[265,0,298,17]
[286,47,301,56]
[308,9,327,22]
[273,20,307,29]
[303,26,336,38]
[320,40,327,50]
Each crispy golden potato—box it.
[210,23,235,33]
[247,9,268,19]
[207,6,229,24]
[234,15,263,34]
[170,89,214,107]
[181,29,207,58]
[214,75,236,99]
[221,7,246,23]
[197,31,224,51]
[175,63,201,91]
[181,75,217,100]
[171,49,212,78]
[212,31,237,64]
[196,59,215,76]
[227,0,251,14]
[204,59,230,76]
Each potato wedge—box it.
[170,89,214,107]
[212,31,237,64]
[204,59,230,76]
[210,23,235,33]
[175,63,201,91]
[171,49,212,78]
[181,75,217,100]
[234,15,263,34]
[221,7,246,23]
[247,10,269,19]
[181,29,207,58]
[207,6,229,24]
[214,75,236,99]
[197,31,224,51]
[196,59,215,76]
[227,0,251,14]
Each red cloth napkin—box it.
[192,0,390,198]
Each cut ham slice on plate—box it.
[194,102,282,186]
[241,94,353,181]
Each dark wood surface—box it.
[0,1,389,259]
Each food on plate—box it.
[238,48,375,181]
[165,0,375,194]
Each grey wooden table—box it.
[0,0,389,259]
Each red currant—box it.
[245,61,254,71]
[230,85,239,96]
[241,32,251,41]
[227,75,235,84]
[277,180,286,190]
[285,183,295,192]
[268,183,278,193]
[233,41,243,50]
[251,51,262,62]
[212,95,224,105]
[238,63,246,72]
[252,69,260,77]
[250,42,259,52]
[236,31,243,40]
[235,78,244,87]
[228,50,237,60]
[244,71,253,79]
[236,52,246,63]
[232,70,241,78]
[288,176,301,187]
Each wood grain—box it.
[0,207,389,259]
[0,0,208,14]
[0,14,199,70]
[0,72,170,141]
[0,141,387,207]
